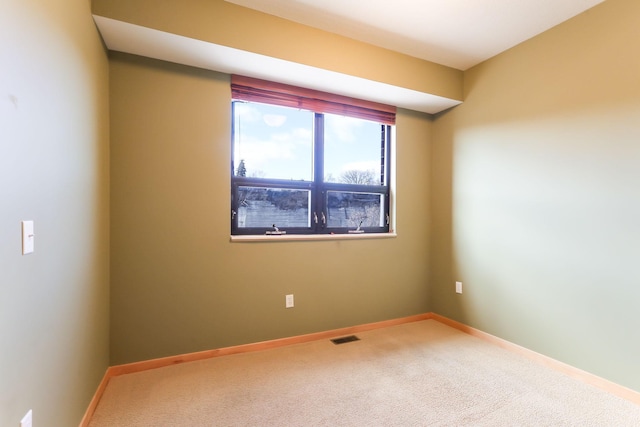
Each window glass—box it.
[233,102,314,181]
[237,187,311,228]
[326,191,385,228]
[323,114,385,185]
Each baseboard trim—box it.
[80,311,639,425]
[78,367,112,427]
[109,313,431,377]
[429,313,640,406]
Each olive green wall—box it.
[0,1,110,426]
[431,0,640,391]
[109,53,433,364]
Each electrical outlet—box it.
[20,410,32,427]
[285,294,294,308]
[455,281,463,294]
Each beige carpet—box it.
[89,320,640,426]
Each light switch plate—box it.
[22,221,34,255]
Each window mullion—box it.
[313,113,325,233]
[384,125,391,226]
[380,125,385,185]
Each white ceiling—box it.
[225,0,606,70]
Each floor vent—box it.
[331,335,360,345]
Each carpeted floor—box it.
[89,320,640,426]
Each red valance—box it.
[231,75,396,125]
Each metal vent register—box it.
[330,335,360,345]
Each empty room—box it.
[2,0,639,425]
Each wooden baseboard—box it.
[429,313,640,406]
[78,367,112,427]
[80,311,639,425]
[109,313,431,377]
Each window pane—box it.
[237,187,311,228]
[323,114,384,185]
[326,191,385,228]
[233,102,314,181]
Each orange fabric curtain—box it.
[231,75,396,125]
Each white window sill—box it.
[230,232,397,243]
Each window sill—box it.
[230,232,397,243]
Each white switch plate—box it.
[22,221,34,255]
[20,409,32,427]
[456,281,463,294]
[285,294,294,308]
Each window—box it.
[231,76,395,236]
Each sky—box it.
[233,101,386,182]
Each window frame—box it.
[230,76,394,237]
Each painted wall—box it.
[109,53,433,364]
[431,0,640,391]
[0,0,110,426]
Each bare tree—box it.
[339,169,377,185]
[348,204,380,228]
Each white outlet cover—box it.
[21,409,32,427]
[285,294,294,308]
[455,281,463,294]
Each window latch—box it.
[313,212,318,224]
[348,220,365,234]
[232,210,236,220]
[266,224,286,235]
[321,212,326,226]
[386,214,390,225]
